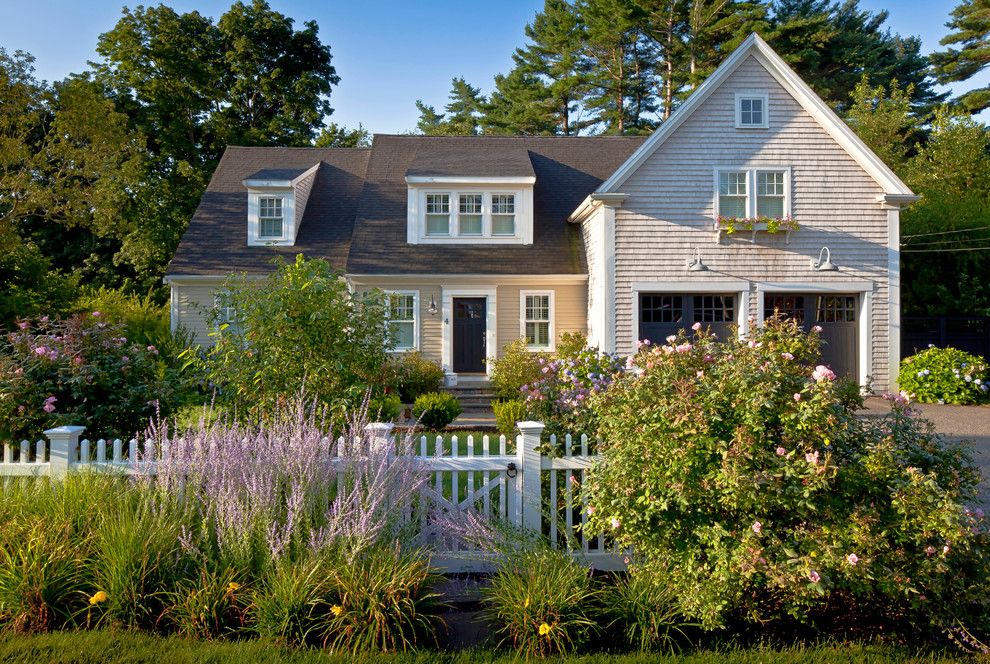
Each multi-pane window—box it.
[816,295,857,323]
[387,292,417,350]
[492,194,516,235]
[764,295,806,323]
[693,295,735,322]
[737,96,765,127]
[523,293,551,349]
[258,196,284,238]
[757,171,786,217]
[640,294,683,324]
[426,194,450,235]
[213,291,241,334]
[718,171,748,218]
[458,194,483,235]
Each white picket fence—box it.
[0,422,622,572]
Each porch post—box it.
[516,421,545,536]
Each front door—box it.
[763,293,859,379]
[453,297,486,373]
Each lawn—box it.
[0,632,980,664]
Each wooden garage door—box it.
[639,293,736,343]
[763,293,858,379]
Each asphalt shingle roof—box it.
[167,135,647,277]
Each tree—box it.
[931,0,990,113]
[483,68,560,135]
[766,0,943,114]
[315,123,371,148]
[845,76,918,170]
[415,78,486,135]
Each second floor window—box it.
[258,197,284,238]
[718,171,748,218]
[492,194,516,235]
[459,194,483,235]
[716,168,790,219]
[426,194,450,235]
[757,171,785,217]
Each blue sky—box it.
[0,0,980,134]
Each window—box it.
[718,171,748,218]
[736,94,768,128]
[492,194,516,235]
[715,168,790,219]
[213,291,241,334]
[386,292,417,350]
[425,194,450,235]
[458,194,483,235]
[521,291,553,349]
[258,196,284,238]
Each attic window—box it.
[258,196,285,239]
[736,93,768,129]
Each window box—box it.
[715,215,799,243]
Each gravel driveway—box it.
[860,397,990,503]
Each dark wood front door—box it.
[763,293,859,379]
[453,297,486,373]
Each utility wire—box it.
[902,236,990,248]
[902,225,990,239]
[901,245,990,253]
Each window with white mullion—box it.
[386,291,417,351]
[425,193,451,236]
[458,193,483,236]
[521,291,553,349]
[756,171,786,218]
[718,171,748,218]
[491,193,516,235]
[258,196,284,238]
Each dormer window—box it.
[258,196,285,239]
[735,93,768,129]
[405,176,535,245]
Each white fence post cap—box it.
[365,422,395,435]
[516,421,545,432]
[44,426,86,436]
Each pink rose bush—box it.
[0,314,184,441]
[585,317,989,630]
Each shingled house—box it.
[166,34,917,391]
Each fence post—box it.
[364,422,395,456]
[44,425,85,479]
[516,421,545,536]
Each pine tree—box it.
[483,68,560,135]
[931,0,990,113]
[415,78,486,135]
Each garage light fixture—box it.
[687,248,709,272]
[811,247,837,271]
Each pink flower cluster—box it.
[812,365,836,382]
[42,395,57,413]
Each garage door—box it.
[639,293,736,343]
[763,293,858,379]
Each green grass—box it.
[0,631,980,663]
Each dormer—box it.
[242,163,320,246]
[404,147,535,245]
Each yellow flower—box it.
[89,591,108,606]
[538,622,551,636]
[524,597,530,609]
[331,604,343,617]
[227,582,240,593]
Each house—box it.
[165,33,917,392]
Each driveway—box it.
[860,397,990,503]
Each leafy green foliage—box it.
[387,352,445,404]
[249,558,327,646]
[368,393,402,423]
[482,548,599,657]
[587,319,989,629]
[314,123,372,148]
[605,566,693,653]
[899,347,989,404]
[411,392,461,430]
[0,314,184,441]
[0,240,77,329]
[162,566,249,640]
[490,338,547,400]
[185,255,391,421]
[493,400,529,437]
[323,546,443,653]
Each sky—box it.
[0,0,982,135]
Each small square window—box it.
[736,94,768,128]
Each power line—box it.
[901,245,990,253]
[902,236,990,248]
[902,225,990,239]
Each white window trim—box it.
[257,196,286,240]
[385,289,419,352]
[629,281,751,352]
[735,92,769,129]
[407,185,534,245]
[441,287,498,378]
[520,290,555,351]
[713,167,792,219]
[247,189,295,246]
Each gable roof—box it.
[167,147,370,276]
[596,32,917,200]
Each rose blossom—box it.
[781,352,794,361]
[666,335,677,344]
[943,544,951,555]
[586,506,595,516]
[846,553,859,566]
[809,571,821,583]
[752,521,762,534]
[692,322,702,331]
[812,365,837,382]
[776,446,786,456]
[805,450,819,465]
[793,393,802,402]
[610,517,621,529]
[811,325,822,333]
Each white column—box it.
[516,421,545,536]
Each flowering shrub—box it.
[899,346,989,404]
[586,318,989,630]
[716,215,799,234]
[521,338,623,437]
[0,313,183,441]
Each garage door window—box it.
[694,295,735,322]
[816,295,856,323]
[640,294,683,324]
[639,293,735,342]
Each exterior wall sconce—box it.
[811,247,837,271]
[428,292,438,315]
[687,247,709,272]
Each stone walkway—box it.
[860,397,990,502]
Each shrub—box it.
[388,352,444,403]
[606,565,692,653]
[412,392,461,430]
[493,400,529,437]
[482,547,599,657]
[162,565,248,639]
[323,545,443,653]
[586,318,989,631]
[250,558,327,646]
[490,338,546,400]
[0,313,183,442]
[899,346,989,404]
[368,393,401,422]
[72,287,169,350]
[184,255,392,421]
